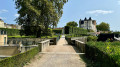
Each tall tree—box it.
[97,22,110,31]
[15,0,68,37]
[66,21,78,27]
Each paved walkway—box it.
[24,35,86,67]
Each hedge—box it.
[0,47,39,67]
[64,26,87,34]
[86,41,120,67]
[87,36,98,42]
[52,29,63,34]
[0,28,20,36]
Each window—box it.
[81,21,84,24]
[1,30,4,35]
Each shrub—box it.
[52,29,62,34]
[64,26,87,34]
[0,47,39,67]
[86,41,120,67]
[0,28,20,36]
[87,36,98,42]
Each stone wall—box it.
[75,40,85,53]
[0,46,20,56]
[0,35,7,46]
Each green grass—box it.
[41,35,59,38]
[8,35,59,38]
[8,35,35,38]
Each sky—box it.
[0,0,120,31]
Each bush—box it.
[0,47,39,67]
[88,29,94,32]
[87,36,98,41]
[52,29,62,34]
[0,28,20,36]
[86,41,120,67]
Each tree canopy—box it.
[66,21,78,27]
[15,0,68,37]
[97,22,110,31]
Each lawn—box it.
[8,35,60,38]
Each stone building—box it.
[79,17,97,32]
[0,19,21,29]
[0,30,7,46]
[0,19,4,28]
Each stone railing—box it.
[7,38,46,46]
[75,40,85,53]
[71,37,87,43]
[38,40,50,52]
[49,36,60,45]
[65,36,87,45]
[20,45,38,53]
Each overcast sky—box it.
[0,0,120,31]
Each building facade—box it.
[79,17,97,32]
[0,19,4,28]
[0,30,7,46]
[0,19,21,29]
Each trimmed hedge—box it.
[0,28,20,36]
[87,36,98,42]
[64,26,87,34]
[0,47,39,67]
[52,29,63,34]
[86,41,120,67]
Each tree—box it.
[97,22,110,31]
[14,0,68,37]
[66,21,78,27]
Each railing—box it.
[7,38,46,46]
[75,40,85,53]
[38,40,50,52]
[20,45,38,53]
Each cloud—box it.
[14,14,19,17]
[0,9,8,14]
[0,17,6,20]
[87,10,114,15]
[118,0,120,5]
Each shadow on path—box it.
[70,44,101,67]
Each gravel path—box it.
[24,35,86,67]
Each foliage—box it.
[52,29,63,34]
[86,41,120,67]
[66,34,90,38]
[97,22,110,31]
[88,29,94,32]
[113,31,120,34]
[19,29,24,37]
[87,36,98,42]
[0,28,19,36]
[0,47,39,67]
[66,21,78,27]
[8,35,36,38]
[8,35,59,38]
[15,0,68,37]
[64,26,87,34]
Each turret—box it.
[84,17,87,21]
[89,17,92,20]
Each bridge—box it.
[24,35,86,67]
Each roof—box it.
[0,18,4,22]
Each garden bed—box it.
[86,41,120,67]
